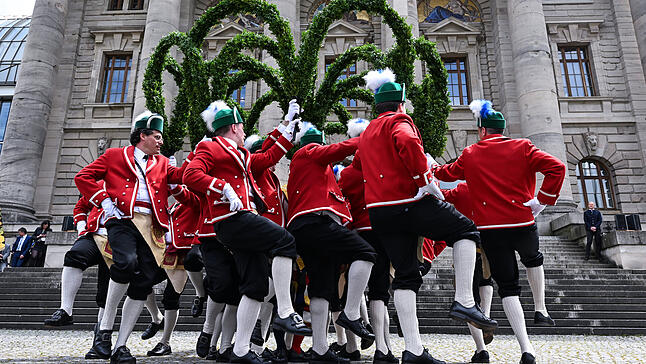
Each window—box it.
[576,159,615,209]
[229,70,246,108]
[0,99,11,155]
[325,57,357,107]
[442,57,470,106]
[129,0,144,10]
[101,54,132,103]
[108,0,124,11]
[0,18,30,85]
[558,46,595,97]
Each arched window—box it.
[576,159,615,209]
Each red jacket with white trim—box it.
[73,196,91,225]
[183,135,292,224]
[167,185,202,252]
[74,146,184,230]
[442,182,473,220]
[287,138,359,227]
[338,151,371,231]
[359,112,433,209]
[434,134,566,230]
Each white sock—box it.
[219,304,238,353]
[113,297,144,351]
[502,296,535,355]
[452,239,476,307]
[384,309,392,351]
[272,256,295,318]
[480,285,494,316]
[210,310,224,346]
[60,266,83,316]
[259,301,274,344]
[360,295,370,324]
[187,271,206,298]
[344,260,373,320]
[285,333,294,349]
[160,309,179,345]
[203,297,224,334]
[332,311,347,345]
[346,331,358,353]
[265,277,276,302]
[527,266,548,316]
[97,307,105,324]
[251,344,264,355]
[394,289,423,355]
[145,292,164,324]
[233,296,262,357]
[369,300,388,354]
[468,323,486,352]
[100,280,128,331]
[310,298,330,355]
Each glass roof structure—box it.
[0,17,30,86]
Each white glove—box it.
[425,153,439,169]
[76,221,87,235]
[222,183,243,212]
[169,183,178,190]
[165,231,172,244]
[168,155,177,168]
[101,198,124,220]
[282,118,300,141]
[285,99,300,122]
[523,197,546,218]
[414,180,445,201]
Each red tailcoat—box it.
[338,151,371,231]
[181,149,212,242]
[73,195,104,237]
[442,182,473,220]
[183,135,291,224]
[73,196,91,225]
[434,135,566,230]
[167,185,202,253]
[359,112,433,209]
[287,138,359,227]
[75,146,184,230]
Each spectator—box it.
[0,239,10,272]
[584,202,603,261]
[28,220,52,267]
[10,228,33,267]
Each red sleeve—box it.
[391,121,432,187]
[250,134,293,173]
[525,141,566,205]
[261,128,282,151]
[433,153,467,183]
[183,142,227,199]
[74,149,112,207]
[303,137,359,166]
[73,196,92,224]
[165,155,187,185]
[171,185,201,209]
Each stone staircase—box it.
[1,236,645,335]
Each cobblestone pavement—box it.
[0,330,644,363]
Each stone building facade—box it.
[0,0,645,233]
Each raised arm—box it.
[391,120,433,187]
[303,137,360,167]
[526,141,566,205]
[74,150,112,207]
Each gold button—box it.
[157,200,161,203]
[512,200,515,203]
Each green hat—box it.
[202,101,244,133]
[300,127,325,146]
[249,138,265,153]
[469,100,506,129]
[364,69,406,104]
[133,111,164,133]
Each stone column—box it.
[132,0,182,118]
[630,0,646,76]
[507,0,574,206]
[0,0,69,222]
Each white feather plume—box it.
[347,118,370,138]
[131,110,154,131]
[469,100,487,119]
[295,121,316,143]
[363,68,396,92]
[333,164,345,181]
[244,134,261,150]
[201,100,230,132]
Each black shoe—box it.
[374,350,399,364]
[271,346,288,363]
[231,350,266,364]
[141,320,163,340]
[483,329,494,345]
[192,296,207,318]
[85,346,101,360]
[92,329,112,359]
[196,331,213,358]
[448,301,497,330]
[309,349,351,364]
[470,350,490,363]
[110,346,136,364]
[520,352,536,364]
[261,348,277,362]
[251,319,264,346]
[533,311,555,326]
[216,347,233,362]
[329,343,345,353]
[361,323,375,349]
[44,308,73,327]
[401,349,445,364]
[288,349,308,362]
[338,346,361,361]
[206,346,219,360]
[336,311,375,341]
[273,312,313,336]
[147,342,172,356]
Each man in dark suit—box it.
[10,228,33,267]
[584,202,603,261]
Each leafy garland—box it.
[143,0,450,156]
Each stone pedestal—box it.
[602,231,646,270]
[43,232,77,268]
